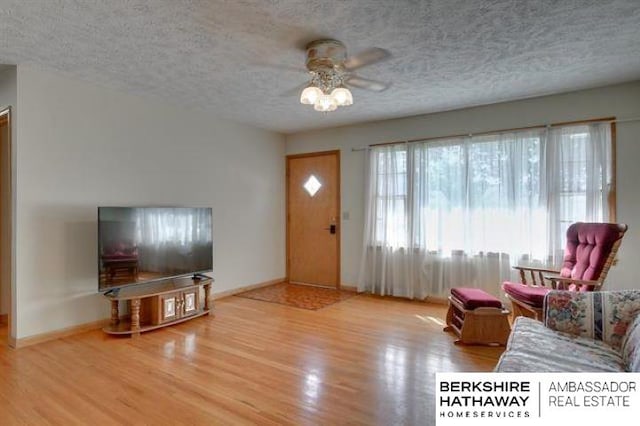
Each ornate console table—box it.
[102,277,213,336]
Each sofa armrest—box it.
[544,290,640,350]
[544,291,596,337]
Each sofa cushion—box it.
[495,317,624,372]
[544,290,640,350]
[502,282,550,308]
[622,315,640,372]
[450,287,502,310]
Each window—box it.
[374,146,407,247]
[360,122,613,298]
[547,125,612,257]
[371,131,545,256]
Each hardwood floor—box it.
[0,294,504,425]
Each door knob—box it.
[323,224,337,234]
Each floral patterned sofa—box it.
[495,290,640,372]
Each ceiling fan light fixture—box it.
[330,87,353,106]
[314,94,337,112]
[300,85,322,105]
[296,39,389,112]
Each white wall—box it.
[15,65,285,339]
[286,81,640,291]
[0,66,16,322]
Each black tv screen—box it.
[98,207,213,291]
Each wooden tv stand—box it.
[102,277,213,336]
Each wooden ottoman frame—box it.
[444,293,511,346]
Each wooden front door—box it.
[287,151,340,288]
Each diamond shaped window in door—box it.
[303,175,322,197]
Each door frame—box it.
[286,150,341,289]
[0,107,14,347]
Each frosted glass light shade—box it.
[331,87,353,106]
[314,94,337,112]
[300,86,322,105]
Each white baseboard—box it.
[347,288,448,305]
[213,277,285,300]
[340,283,358,292]
[11,318,111,349]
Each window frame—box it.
[370,121,616,250]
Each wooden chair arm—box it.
[513,265,560,286]
[512,265,560,274]
[543,275,602,290]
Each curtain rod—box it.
[351,116,640,152]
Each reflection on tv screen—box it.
[98,207,213,291]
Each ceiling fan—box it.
[294,39,391,112]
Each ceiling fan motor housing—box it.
[305,39,347,71]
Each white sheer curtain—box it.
[545,124,612,264]
[358,123,612,299]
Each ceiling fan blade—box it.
[345,76,390,92]
[343,47,391,71]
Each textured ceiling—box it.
[0,0,639,133]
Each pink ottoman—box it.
[444,287,510,346]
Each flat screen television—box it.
[98,207,213,292]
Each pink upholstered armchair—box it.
[503,222,628,321]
